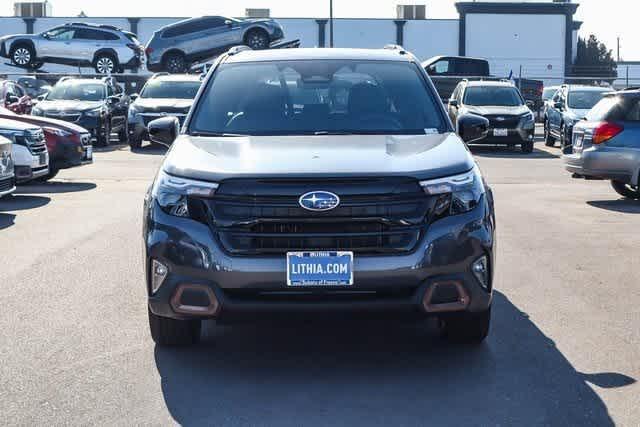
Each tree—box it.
[572,34,617,84]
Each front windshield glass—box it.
[567,90,607,110]
[190,60,446,135]
[542,87,558,101]
[46,82,106,101]
[463,86,524,107]
[141,81,201,99]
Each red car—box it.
[0,106,92,181]
[0,80,33,114]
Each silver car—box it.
[0,135,15,199]
[0,22,144,74]
[145,16,285,73]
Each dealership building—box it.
[1,1,582,82]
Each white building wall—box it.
[465,14,565,83]
[403,20,459,61]
[276,18,319,48]
[331,19,395,49]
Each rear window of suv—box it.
[586,95,640,122]
[190,59,446,135]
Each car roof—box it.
[224,48,415,64]
[465,80,516,88]
[57,78,106,86]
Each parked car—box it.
[127,73,202,148]
[145,16,285,73]
[15,76,52,99]
[0,118,48,183]
[422,56,490,102]
[448,79,536,153]
[564,88,640,199]
[143,46,495,346]
[0,106,92,181]
[0,80,32,114]
[544,85,610,149]
[31,77,129,146]
[0,135,15,198]
[542,85,561,104]
[0,22,144,74]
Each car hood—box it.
[463,105,530,116]
[243,18,275,24]
[37,100,104,112]
[134,98,193,112]
[0,117,40,132]
[0,111,87,134]
[0,34,33,43]
[163,133,475,182]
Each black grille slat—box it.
[484,115,521,129]
[0,176,14,192]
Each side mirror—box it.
[526,100,535,108]
[457,114,489,143]
[148,116,179,147]
[108,95,119,104]
[554,101,563,110]
[130,93,139,101]
[36,94,46,101]
[224,19,233,26]
[449,99,459,108]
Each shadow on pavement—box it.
[131,142,168,156]
[92,142,129,153]
[0,195,50,212]
[16,182,96,194]
[587,200,640,214]
[0,213,16,230]
[470,145,559,159]
[154,292,632,426]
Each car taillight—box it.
[593,122,623,145]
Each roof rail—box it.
[227,45,252,56]
[98,24,121,31]
[621,86,640,91]
[383,44,407,54]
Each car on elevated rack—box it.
[0,118,48,183]
[564,88,640,200]
[0,135,15,198]
[448,79,536,153]
[145,16,285,73]
[31,77,129,147]
[0,22,144,74]
[142,46,496,346]
[0,106,92,181]
[127,73,202,149]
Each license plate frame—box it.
[287,251,354,287]
[493,128,509,137]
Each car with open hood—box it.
[141,46,495,347]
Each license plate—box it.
[574,134,584,148]
[493,128,508,137]
[287,251,353,287]
[85,146,93,160]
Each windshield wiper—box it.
[189,131,248,137]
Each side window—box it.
[13,84,24,97]
[48,29,75,41]
[624,99,640,121]
[102,32,120,41]
[428,60,450,75]
[5,83,17,97]
[163,17,221,38]
[106,85,114,97]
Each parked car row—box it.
[0,17,286,75]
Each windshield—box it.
[542,87,558,101]
[567,90,607,110]
[190,60,446,136]
[46,82,106,101]
[141,80,201,99]
[464,86,524,107]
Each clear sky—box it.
[2,0,637,60]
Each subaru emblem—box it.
[299,191,340,212]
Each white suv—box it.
[0,22,144,74]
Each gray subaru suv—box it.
[143,47,496,346]
[145,16,284,73]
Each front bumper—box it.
[144,194,496,322]
[49,140,93,170]
[563,146,640,185]
[0,175,16,198]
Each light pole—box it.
[329,0,334,47]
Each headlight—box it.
[152,169,218,217]
[420,166,485,215]
[42,127,72,137]
[520,111,535,123]
[84,108,104,117]
[0,130,26,146]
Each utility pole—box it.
[329,0,334,48]
[617,37,621,62]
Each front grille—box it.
[80,133,92,147]
[0,176,14,193]
[25,129,47,155]
[484,115,520,129]
[199,178,436,256]
[45,113,81,122]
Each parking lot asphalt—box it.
[1,129,639,425]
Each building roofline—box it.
[456,2,579,16]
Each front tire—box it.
[244,29,270,50]
[164,52,187,74]
[521,141,534,153]
[118,122,129,144]
[544,120,555,147]
[10,44,35,67]
[442,307,491,344]
[611,180,640,200]
[148,308,201,346]
[96,121,111,147]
